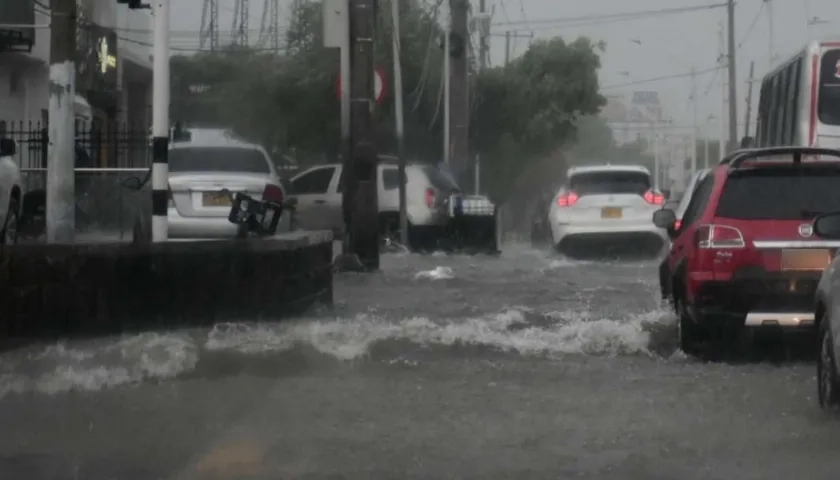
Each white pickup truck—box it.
[0,138,21,244]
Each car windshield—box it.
[168,146,271,174]
[569,170,650,196]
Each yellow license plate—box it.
[780,249,832,271]
[601,207,622,219]
[202,192,231,207]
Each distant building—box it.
[598,91,664,158]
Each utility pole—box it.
[46,0,77,243]
[151,0,171,242]
[443,5,451,165]
[726,0,737,153]
[744,60,755,141]
[449,0,470,184]
[390,0,408,246]
[475,0,489,194]
[690,67,697,178]
[504,31,510,65]
[347,0,380,270]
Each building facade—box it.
[0,0,152,169]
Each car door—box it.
[290,166,338,231]
[669,175,715,275]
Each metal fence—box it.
[1,121,153,242]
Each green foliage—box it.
[169,0,606,200]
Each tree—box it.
[169,0,606,202]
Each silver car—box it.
[167,135,290,239]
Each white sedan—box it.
[548,164,668,257]
[0,138,22,244]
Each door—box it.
[669,175,715,272]
[290,166,338,231]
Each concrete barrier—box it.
[0,231,333,347]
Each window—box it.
[168,147,271,174]
[422,165,461,192]
[680,175,714,229]
[818,49,840,126]
[292,167,335,194]
[786,57,802,143]
[716,166,840,220]
[382,168,406,190]
[757,79,771,146]
[569,170,651,196]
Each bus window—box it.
[819,49,840,126]
[778,65,791,144]
[757,78,771,146]
[768,75,780,145]
[787,57,802,143]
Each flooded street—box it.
[0,246,839,479]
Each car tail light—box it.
[643,189,665,205]
[556,191,579,207]
[695,224,745,249]
[425,188,435,208]
[674,219,682,230]
[262,184,284,204]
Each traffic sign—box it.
[336,68,386,104]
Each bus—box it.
[754,39,840,148]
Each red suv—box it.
[655,147,840,358]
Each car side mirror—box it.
[813,212,840,239]
[0,138,16,157]
[652,208,677,230]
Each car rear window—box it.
[422,165,461,192]
[169,147,271,174]
[819,49,840,126]
[569,171,650,196]
[716,166,840,220]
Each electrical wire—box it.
[493,2,727,28]
[601,65,722,90]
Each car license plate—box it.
[780,249,832,271]
[601,207,622,219]
[202,191,231,207]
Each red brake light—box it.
[643,189,665,205]
[425,188,435,208]
[674,219,682,230]
[262,184,284,204]
[694,224,745,249]
[556,192,579,207]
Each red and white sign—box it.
[336,68,386,103]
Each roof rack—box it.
[718,146,840,170]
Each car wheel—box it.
[1,198,20,245]
[675,296,701,356]
[818,316,840,410]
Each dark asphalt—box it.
[0,245,838,479]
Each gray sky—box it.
[165,0,840,140]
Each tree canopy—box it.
[170,0,620,200]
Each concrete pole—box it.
[726,0,738,152]
[390,0,408,246]
[443,3,451,165]
[46,0,77,243]
[152,0,171,242]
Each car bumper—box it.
[550,221,668,256]
[692,272,822,331]
[168,207,291,239]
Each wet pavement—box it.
[0,246,838,479]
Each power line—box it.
[493,2,727,27]
[601,65,722,90]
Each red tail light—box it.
[425,188,435,208]
[694,224,745,249]
[643,189,665,205]
[674,219,682,230]
[556,191,579,207]
[262,184,284,204]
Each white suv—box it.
[0,138,21,244]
